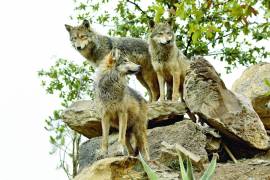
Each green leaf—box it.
[49,136,56,145]
[178,153,188,180]
[264,79,270,87]
[152,4,164,23]
[187,157,195,180]
[192,31,200,43]
[175,2,186,20]
[139,153,159,180]
[200,154,217,180]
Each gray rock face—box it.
[183,57,269,150]
[62,100,186,138]
[232,62,270,129]
[79,120,208,170]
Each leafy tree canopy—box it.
[73,0,269,72]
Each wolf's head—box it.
[101,49,141,75]
[149,21,175,46]
[65,20,98,52]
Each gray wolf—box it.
[94,49,150,160]
[65,19,159,102]
[149,21,190,101]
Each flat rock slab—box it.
[62,100,186,138]
[79,120,208,170]
[232,62,270,129]
[184,57,269,150]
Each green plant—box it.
[178,153,217,180]
[179,153,218,180]
[38,59,94,179]
[139,153,159,180]
[264,78,270,96]
[139,152,217,180]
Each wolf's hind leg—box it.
[125,132,135,156]
[134,125,150,161]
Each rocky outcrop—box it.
[75,154,270,180]
[74,156,145,180]
[79,120,208,170]
[62,100,186,138]
[232,62,270,129]
[184,57,269,150]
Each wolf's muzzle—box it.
[160,40,171,45]
[128,65,141,74]
[76,46,82,50]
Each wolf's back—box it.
[112,37,149,55]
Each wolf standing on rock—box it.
[65,19,159,102]
[95,49,150,160]
[149,21,190,101]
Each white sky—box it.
[0,1,268,180]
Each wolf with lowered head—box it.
[149,21,190,101]
[65,20,159,102]
[95,48,150,160]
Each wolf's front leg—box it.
[99,114,110,157]
[115,111,128,156]
[157,72,165,101]
[172,71,181,101]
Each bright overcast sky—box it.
[0,0,268,180]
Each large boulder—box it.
[79,120,208,170]
[62,100,186,138]
[232,62,270,129]
[183,57,269,150]
[74,156,145,180]
[75,156,180,180]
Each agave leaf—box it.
[187,157,195,180]
[200,154,217,180]
[139,153,159,180]
[178,152,189,180]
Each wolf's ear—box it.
[82,19,90,29]
[148,19,155,29]
[65,24,72,32]
[106,52,114,67]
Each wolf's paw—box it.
[95,149,109,160]
[172,94,180,101]
[158,97,165,102]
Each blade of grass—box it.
[139,153,159,180]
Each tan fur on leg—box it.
[172,72,181,101]
[157,72,165,101]
[101,114,110,154]
[117,111,128,154]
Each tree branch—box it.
[126,0,151,19]
[184,32,194,56]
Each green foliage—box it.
[200,154,218,180]
[38,59,95,179]
[139,153,159,180]
[139,152,217,180]
[178,152,217,180]
[72,0,269,72]
[264,79,270,96]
